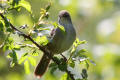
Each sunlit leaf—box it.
[14,45,21,50]
[60,73,67,80]
[24,60,30,74]
[10,62,15,67]
[19,0,32,13]
[18,53,28,64]
[69,60,75,68]
[35,36,49,45]
[28,56,36,66]
[78,40,87,45]
[58,25,66,34]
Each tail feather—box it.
[34,53,51,78]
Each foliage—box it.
[0,0,93,80]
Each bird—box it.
[34,10,76,78]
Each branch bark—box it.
[0,13,75,80]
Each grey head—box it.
[58,10,72,25]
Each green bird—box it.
[34,10,76,78]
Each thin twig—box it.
[60,53,67,62]
[0,13,75,80]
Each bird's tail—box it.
[34,53,51,78]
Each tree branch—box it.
[0,13,75,80]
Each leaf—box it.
[85,61,89,69]
[24,60,30,74]
[49,63,57,68]
[14,45,21,50]
[3,16,10,28]
[60,73,68,80]
[18,0,32,13]
[78,49,87,54]
[18,53,28,64]
[0,20,4,31]
[49,63,58,74]
[45,2,51,11]
[75,49,87,57]
[58,25,66,34]
[58,60,67,71]
[53,56,61,63]
[35,36,49,45]
[28,56,36,66]
[52,22,58,28]
[3,45,9,51]
[50,66,57,74]
[69,60,75,68]
[10,0,32,13]
[52,22,66,34]
[78,40,87,45]
[10,62,15,67]
[7,50,18,67]
[12,50,18,63]
[22,53,28,57]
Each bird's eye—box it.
[63,13,69,17]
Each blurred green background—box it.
[0,0,120,80]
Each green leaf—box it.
[19,0,32,13]
[22,53,28,57]
[75,49,87,57]
[12,50,18,63]
[28,56,36,66]
[18,53,28,64]
[24,60,30,74]
[35,36,49,45]
[69,60,75,68]
[52,22,66,34]
[53,56,61,64]
[49,63,58,74]
[58,60,67,71]
[78,40,87,45]
[78,49,87,54]
[3,16,10,28]
[45,2,51,11]
[18,56,28,64]
[10,0,32,13]
[14,45,21,50]
[85,61,89,69]
[3,45,9,51]
[7,50,18,67]
[58,25,66,34]
[49,63,57,68]
[0,20,4,31]
[60,73,68,80]
[10,62,15,67]
[52,22,58,28]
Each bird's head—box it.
[58,10,72,25]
